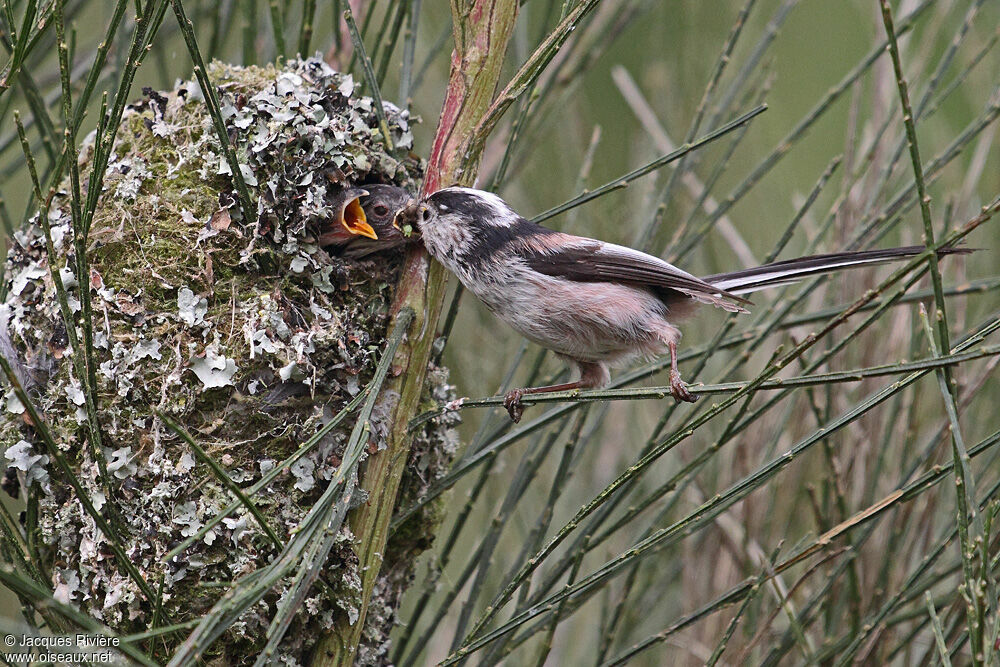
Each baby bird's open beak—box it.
[336,187,378,240]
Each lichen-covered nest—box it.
[0,56,457,664]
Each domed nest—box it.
[0,56,458,664]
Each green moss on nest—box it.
[87,110,234,308]
[0,57,457,665]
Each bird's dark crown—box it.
[421,187,557,260]
[428,188,520,228]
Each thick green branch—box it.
[312,1,520,664]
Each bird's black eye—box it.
[421,206,432,223]
[373,204,390,217]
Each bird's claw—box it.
[503,389,525,423]
[669,370,698,403]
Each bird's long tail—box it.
[705,246,970,295]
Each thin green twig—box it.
[162,385,371,562]
[344,6,394,151]
[267,0,284,58]
[158,414,285,550]
[531,105,767,224]
[880,2,984,661]
[0,355,160,609]
[412,344,1000,425]
[171,0,255,223]
[168,309,413,666]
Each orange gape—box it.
[317,185,416,258]
[317,187,378,246]
[342,196,377,239]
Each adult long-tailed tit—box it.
[399,187,968,422]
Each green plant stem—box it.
[254,312,414,666]
[879,2,984,662]
[458,370,1000,665]
[267,0,284,58]
[531,105,767,224]
[926,591,955,667]
[410,344,999,424]
[161,387,371,562]
[398,0,421,105]
[0,355,159,609]
[168,310,413,666]
[635,0,758,253]
[311,0,521,664]
[171,0,255,223]
[53,0,117,518]
[298,0,316,55]
[343,7,393,151]
[0,566,156,666]
[447,202,994,659]
[158,414,285,550]
[0,0,38,92]
[472,0,602,146]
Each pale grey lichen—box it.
[4,440,50,492]
[0,56,458,665]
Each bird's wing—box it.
[518,234,750,312]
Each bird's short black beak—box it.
[394,198,422,237]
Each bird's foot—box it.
[503,388,525,423]
[669,370,698,403]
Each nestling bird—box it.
[318,185,417,257]
[399,187,969,422]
